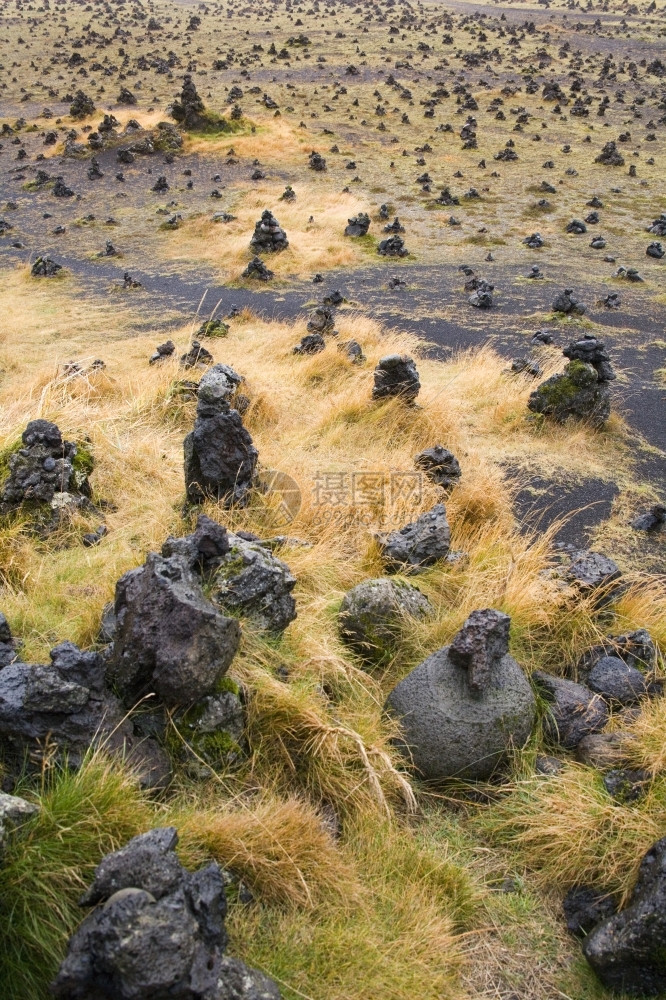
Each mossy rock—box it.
[168,688,246,774]
[339,577,432,664]
[527,361,610,428]
[197,319,230,338]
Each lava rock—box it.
[587,655,647,706]
[184,366,258,506]
[631,505,666,532]
[377,235,408,257]
[249,210,288,253]
[528,362,610,428]
[595,141,625,166]
[646,241,664,259]
[106,545,241,707]
[533,672,608,749]
[211,532,297,634]
[293,333,325,355]
[344,213,370,237]
[372,354,420,402]
[338,577,432,661]
[31,254,62,277]
[386,610,536,781]
[376,504,451,573]
[149,341,176,365]
[414,446,462,491]
[170,73,207,130]
[306,306,335,336]
[0,790,39,845]
[603,768,650,803]
[242,256,274,281]
[552,288,586,315]
[563,334,616,382]
[0,420,92,516]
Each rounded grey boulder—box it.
[385,609,536,781]
[338,577,432,662]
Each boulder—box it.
[0,791,39,845]
[306,307,335,335]
[631,505,666,532]
[377,504,450,573]
[31,254,62,277]
[527,361,611,428]
[564,886,618,937]
[51,826,280,1000]
[646,241,665,259]
[308,150,327,171]
[595,141,625,166]
[293,334,325,355]
[338,577,432,661]
[0,612,20,667]
[582,837,666,994]
[372,354,420,403]
[533,671,608,748]
[211,533,297,634]
[386,610,536,780]
[565,550,622,595]
[414,446,462,490]
[587,655,647,705]
[468,282,494,308]
[337,340,365,364]
[184,366,258,506]
[170,74,207,130]
[106,546,241,707]
[377,235,408,257]
[575,732,633,768]
[0,641,168,788]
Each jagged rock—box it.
[344,213,370,237]
[306,307,335,335]
[0,420,93,518]
[376,504,450,573]
[117,87,137,105]
[648,213,666,237]
[0,791,39,845]
[437,186,459,206]
[180,341,213,369]
[170,73,207,130]
[533,672,608,749]
[384,217,405,233]
[552,288,586,315]
[523,232,544,249]
[632,505,666,532]
[211,532,296,633]
[308,150,327,171]
[372,354,420,403]
[414,446,461,491]
[337,340,365,363]
[249,210,288,253]
[106,544,241,707]
[386,610,536,781]
[527,361,611,428]
[468,281,494,308]
[595,141,625,166]
[242,257,274,281]
[51,826,279,1000]
[377,235,408,257]
[565,550,622,595]
[564,886,618,937]
[293,333,325,355]
[70,90,95,119]
[510,358,543,378]
[31,254,62,277]
[338,578,432,661]
[0,640,168,787]
[614,266,643,282]
[280,185,296,202]
[566,219,587,235]
[646,241,664,259]
[563,334,616,382]
[184,365,257,507]
[587,655,647,705]
[149,340,176,365]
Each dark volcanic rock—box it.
[552,288,586,315]
[595,141,625,166]
[386,610,535,781]
[376,504,450,573]
[0,613,20,668]
[184,366,258,506]
[0,420,92,517]
[377,235,408,257]
[582,837,666,995]
[242,257,274,281]
[414,446,462,491]
[211,532,297,634]
[0,640,168,787]
[587,655,647,705]
[563,334,616,382]
[249,210,288,253]
[106,546,241,708]
[527,361,611,428]
[306,306,335,336]
[372,354,420,403]
[338,577,432,661]
[293,333,325,355]
[70,90,95,119]
[533,671,608,749]
[344,213,370,237]
[170,74,207,130]
[31,254,62,277]
[51,826,280,1000]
